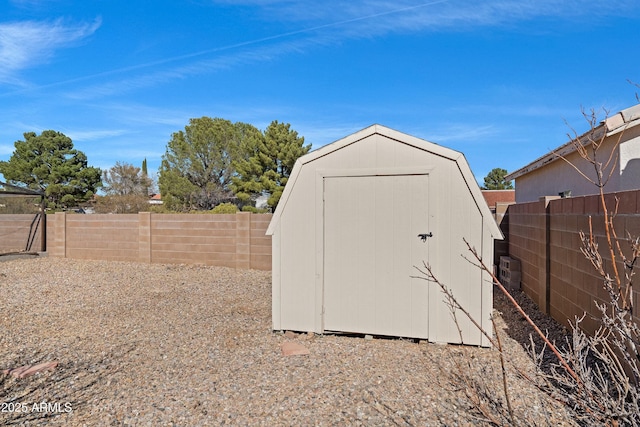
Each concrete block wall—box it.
[506,199,549,313]
[548,192,640,332]
[248,214,272,271]
[47,212,272,270]
[508,190,640,332]
[0,214,44,253]
[149,214,237,266]
[493,202,514,270]
[65,214,139,261]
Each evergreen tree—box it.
[141,157,150,195]
[482,168,513,190]
[158,117,248,211]
[0,130,101,208]
[232,120,310,209]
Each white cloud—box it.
[61,33,314,100]
[213,0,639,38]
[64,129,128,142]
[424,124,497,143]
[0,17,101,82]
[12,0,639,99]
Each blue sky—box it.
[1,0,639,186]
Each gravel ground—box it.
[0,257,578,426]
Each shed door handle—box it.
[418,232,433,242]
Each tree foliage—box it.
[159,117,309,212]
[159,117,250,211]
[209,202,238,214]
[95,161,153,213]
[0,130,101,208]
[141,157,152,196]
[482,167,513,190]
[102,162,152,196]
[0,196,41,214]
[94,194,151,214]
[231,120,311,209]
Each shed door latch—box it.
[418,232,433,242]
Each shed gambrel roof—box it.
[267,124,502,239]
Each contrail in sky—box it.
[2,0,451,96]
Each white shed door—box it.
[323,174,430,338]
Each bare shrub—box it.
[415,105,640,426]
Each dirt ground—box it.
[0,257,576,426]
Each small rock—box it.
[284,330,297,339]
[281,342,310,356]
[3,361,58,378]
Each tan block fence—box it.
[4,197,640,331]
[508,190,640,333]
[0,213,44,253]
[46,212,272,270]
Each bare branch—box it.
[462,239,584,387]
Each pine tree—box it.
[0,130,101,208]
[232,120,310,209]
[482,168,513,190]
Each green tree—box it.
[0,130,101,209]
[232,120,310,209]
[158,117,248,211]
[482,168,513,190]
[141,157,151,196]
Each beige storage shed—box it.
[267,125,502,346]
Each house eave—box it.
[505,104,640,181]
[0,181,44,196]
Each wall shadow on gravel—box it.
[493,287,572,373]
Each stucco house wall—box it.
[506,104,640,203]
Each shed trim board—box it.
[268,124,501,346]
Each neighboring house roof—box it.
[505,104,640,181]
[148,193,163,205]
[0,180,44,196]
[267,124,502,239]
[481,189,515,209]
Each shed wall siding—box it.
[429,160,487,345]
